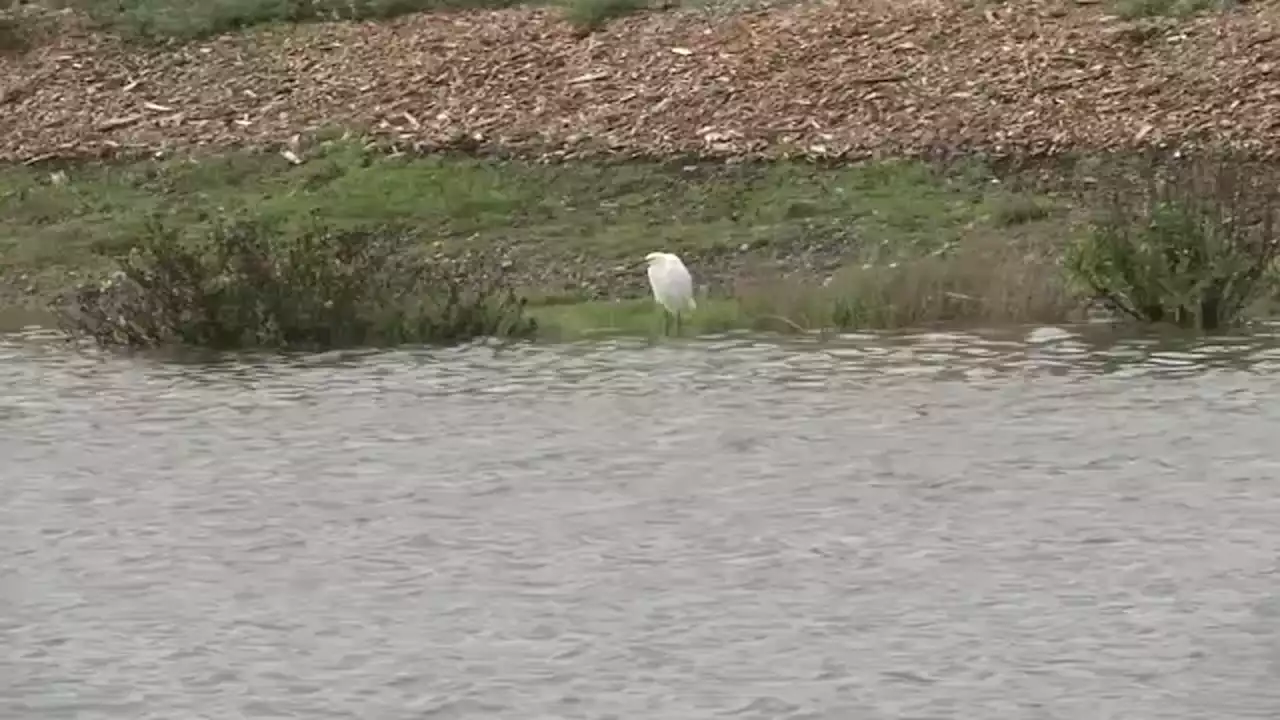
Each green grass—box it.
[0,141,1065,305]
[46,0,651,42]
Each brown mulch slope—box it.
[2,1,1279,164]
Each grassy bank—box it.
[0,139,1086,343]
[4,140,1279,348]
[0,141,1056,291]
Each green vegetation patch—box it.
[11,142,1278,349]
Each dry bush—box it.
[734,232,1077,332]
[55,217,538,350]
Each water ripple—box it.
[3,326,1280,719]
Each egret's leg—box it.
[674,311,683,336]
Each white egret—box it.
[644,251,696,335]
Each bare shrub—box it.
[55,218,537,349]
[734,232,1076,332]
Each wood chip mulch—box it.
[2,0,1279,164]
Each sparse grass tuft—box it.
[0,15,26,55]
[1110,0,1224,20]
[988,194,1058,227]
[1064,154,1280,331]
[55,217,537,349]
[560,0,647,33]
[0,9,44,55]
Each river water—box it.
[2,326,1279,720]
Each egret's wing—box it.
[646,264,661,294]
[675,263,695,309]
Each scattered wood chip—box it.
[568,71,610,85]
[96,114,143,131]
[3,1,1280,164]
[280,149,303,165]
[853,75,907,85]
[1248,33,1277,49]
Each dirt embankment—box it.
[2,1,1279,164]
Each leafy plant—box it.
[1065,154,1280,330]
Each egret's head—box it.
[644,252,668,266]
